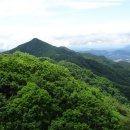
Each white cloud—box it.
[0,21,130,50]
[0,0,123,18]
[59,1,122,10]
[0,0,52,17]
[55,33,130,50]
[57,0,123,8]
[0,0,128,50]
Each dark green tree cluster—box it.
[58,61,128,103]
[0,52,130,130]
[6,38,130,100]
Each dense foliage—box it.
[0,52,130,130]
[6,38,130,100]
[58,61,128,103]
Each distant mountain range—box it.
[81,45,130,62]
[0,49,6,52]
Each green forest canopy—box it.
[0,52,130,130]
[6,38,130,100]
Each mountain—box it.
[6,38,130,100]
[0,49,6,53]
[6,38,75,58]
[83,45,130,62]
[81,50,109,56]
[1,52,130,129]
[113,45,130,61]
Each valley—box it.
[82,45,130,63]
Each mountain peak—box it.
[31,38,41,41]
[6,38,58,57]
[30,38,45,43]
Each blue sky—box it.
[0,0,130,50]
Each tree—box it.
[5,82,52,130]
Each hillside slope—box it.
[6,38,75,57]
[6,38,130,100]
[0,52,130,130]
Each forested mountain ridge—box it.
[6,38,75,57]
[0,52,130,130]
[6,38,130,100]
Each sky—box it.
[0,0,130,50]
